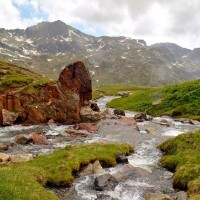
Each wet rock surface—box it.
[75,122,99,133]
[116,153,128,164]
[114,109,125,116]
[94,174,119,191]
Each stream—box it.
[0,96,200,200]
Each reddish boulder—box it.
[0,61,93,126]
[77,123,99,133]
[119,117,139,130]
[15,134,32,144]
[31,133,49,145]
[58,61,92,106]
[48,119,55,124]
[65,129,89,137]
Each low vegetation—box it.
[0,143,134,200]
[159,131,200,200]
[95,79,200,120]
[0,60,52,94]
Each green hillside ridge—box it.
[95,79,200,120]
[0,143,134,200]
[159,130,200,200]
[0,60,51,93]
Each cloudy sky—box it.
[0,0,200,49]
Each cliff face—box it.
[0,61,92,126]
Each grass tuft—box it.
[159,130,200,199]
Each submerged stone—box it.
[94,173,118,191]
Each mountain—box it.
[0,20,199,86]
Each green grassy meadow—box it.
[94,79,200,120]
[0,143,133,200]
[159,130,200,200]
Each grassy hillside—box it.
[0,60,51,93]
[0,143,133,200]
[95,79,200,120]
[159,131,200,200]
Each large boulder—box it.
[30,133,49,145]
[0,61,93,126]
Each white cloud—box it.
[0,0,44,29]
[0,0,200,48]
[0,0,21,29]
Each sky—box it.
[0,0,200,49]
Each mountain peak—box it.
[25,20,72,38]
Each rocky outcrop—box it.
[0,61,93,126]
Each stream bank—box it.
[0,96,200,200]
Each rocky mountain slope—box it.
[0,60,96,126]
[0,20,199,86]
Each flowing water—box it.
[0,96,200,200]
